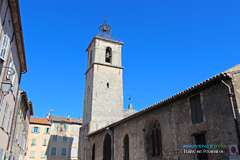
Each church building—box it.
[79,19,240,160]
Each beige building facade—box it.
[8,89,33,160]
[25,115,82,160]
[0,0,27,159]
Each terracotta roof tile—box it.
[30,117,51,125]
[50,116,82,124]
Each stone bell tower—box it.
[79,18,124,160]
[83,18,124,132]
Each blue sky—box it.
[19,0,240,118]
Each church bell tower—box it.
[82,18,124,133]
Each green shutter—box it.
[41,151,46,158]
[38,127,41,133]
[49,128,51,133]
[44,128,47,133]
[31,126,34,132]
[32,138,37,145]
[30,151,35,158]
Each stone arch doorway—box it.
[103,133,112,160]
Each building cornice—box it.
[86,36,124,52]
[85,62,124,75]
[8,0,27,73]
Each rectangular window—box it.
[6,111,12,132]
[72,125,78,132]
[63,123,69,131]
[52,135,58,141]
[30,151,35,158]
[44,127,50,134]
[62,135,68,142]
[73,135,77,144]
[50,146,57,156]
[194,134,208,160]
[0,148,3,160]
[0,35,10,61]
[71,148,77,157]
[61,147,67,157]
[0,93,4,112]
[32,139,37,145]
[41,151,46,158]
[2,103,8,127]
[32,127,40,133]
[190,94,203,124]
[43,139,48,146]
[54,123,59,130]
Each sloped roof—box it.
[30,117,51,125]
[50,116,82,125]
[88,63,240,136]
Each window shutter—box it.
[49,128,51,133]
[44,128,47,133]
[38,127,40,133]
[0,35,10,61]
[31,126,34,132]
[6,57,13,79]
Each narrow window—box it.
[107,83,109,88]
[2,103,8,127]
[90,50,92,64]
[149,120,162,157]
[105,47,112,63]
[194,134,208,160]
[0,93,4,111]
[0,35,10,61]
[50,146,57,156]
[190,94,203,124]
[103,133,111,160]
[6,111,12,132]
[62,135,68,142]
[92,143,95,160]
[61,147,67,157]
[123,134,129,160]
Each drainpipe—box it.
[221,79,240,145]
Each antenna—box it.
[49,110,53,115]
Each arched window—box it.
[123,134,129,160]
[103,133,111,160]
[105,47,112,63]
[151,120,162,157]
[92,143,95,160]
[90,50,92,64]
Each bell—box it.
[103,27,107,32]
